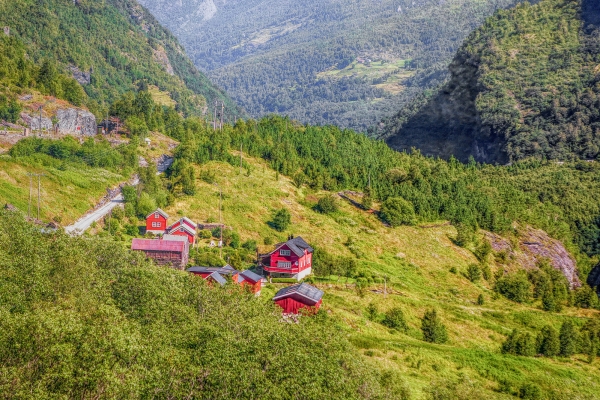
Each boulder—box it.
[56,108,96,136]
[21,113,53,131]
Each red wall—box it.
[146,213,167,232]
[275,297,321,314]
[171,228,195,244]
[267,244,312,273]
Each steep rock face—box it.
[486,226,581,289]
[20,113,53,131]
[56,109,96,136]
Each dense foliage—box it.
[0,210,400,398]
[382,0,600,162]
[0,0,240,118]
[140,0,529,131]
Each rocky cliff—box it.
[56,109,96,136]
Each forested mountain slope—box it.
[382,0,600,163]
[0,0,242,119]
[138,0,530,131]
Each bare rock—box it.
[486,226,581,289]
[21,113,53,131]
[69,65,91,85]
[152,46,175,76]
[56,108,96,136]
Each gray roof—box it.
[273,283,323,303]
[206,271,227,286]
[162,234,188,242]
[274,236,314,257]
[146,208,169,220]
[241,269,263,283]
[186,266,240,276]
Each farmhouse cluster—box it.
[130,208,323,315]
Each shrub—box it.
[473,238,492,262]
[454,222,476,247]
[421,309,448,344]
[136,192,156,218]
[502,329,536,357]
[477,294,485,305]
[519,383,542,400]
[124,224,139,236]
[466,264,482,283]
[269,208,291,232]
[264,236,274,245]
[380,197,416,227]
[124,203,136,219]
[361,193,373,210]
[536,325,560,357]
[366,303,378,321]
[382,307,408,332]
[495,272,532,303]
[242,240,258,252]
[316,195,338,214]
[379,370,410,400]
[573,285,599,309]
[449,266,457,274]
[200,230,212,239]
[111,207,124,221]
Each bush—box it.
[242,240,258,252]
[466,264,482,283]
[502,329,536,356]
[269,208,291,232]
[519,383,542,400]
[366,303,378,321]
[421,309,448,344]
[200,230,212,239]
[477,294,485,305]
[573,285,599,309]
[124,224,139,236]
[495,272,532,303]
[382,307,408,332]
[111,207,124,221]
[473,238,492,262]
[316,195,338,214]
[454,222,476,247]
[536,325,560,357]
[380,197,416,227]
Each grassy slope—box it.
[163,155,600,399]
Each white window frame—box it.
[154,212,159,219]
[280,249,291,256]
[277,261,292,269]
[152,222,160,228]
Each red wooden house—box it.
[273,283,323,314]
[260,236,314,281]
[131,238,189,269]
[186,265,240,282]
[167,222,197,245]
[146,208,169,235]
[238,269,263,295]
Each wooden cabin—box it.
[145,208,169,235]
[167,218,197,245]
[273,283,323,314]
[131,238,189,269]
[261,236,314,281]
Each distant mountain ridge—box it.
[138,0,530,131]
[381,0,600,163]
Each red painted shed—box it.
[146,208,169,235]
[167,223,197,245]
[238,269,263,295]
[273,283,323,314]
[131,238,189,269]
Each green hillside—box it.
[138,0,531,131]
[381,0,600,163]
[0,0,242,119]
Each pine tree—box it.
[537,325,560,357]
[559,320,577,357]
[421,309,448,344]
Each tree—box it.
[466,264,482,283]
[421,309,448,344]
[537,325,560,357]
[477,294,485,305]
[366,303,379,321]
[559,320,577,357]
[316,195,338,214]
[380,197,416,227]
[502,329,536,357]
[382,307,408,332]
[269,208,291,232]
[495,272,532,303]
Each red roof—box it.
[131,238,187,252]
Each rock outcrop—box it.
[21,113,53,131]
[486,226,581,289]
[69,65,91,85]
[56,108,96,136]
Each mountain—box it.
[0,0,242,119]
[381,0,600,163]
[137,0,530,131]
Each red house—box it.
[238,269,263,295]
[146,208,169,235]
[131,238,189,269]
[273,283,323,314]
[261,236,314,281]
[167,222,197,245]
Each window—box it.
[151,222,160,228]
[154,213,159,219]
[277,261,292,269]
[280,249,291,256]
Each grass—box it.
[162,154,600,399]
[148,85,177,108]
[0,155,127,224]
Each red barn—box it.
[273,283,323,314]
[238,269,263,295]
[261,236,314,281]
[131,238,189,269]
[146,208,169,234]
[167,222,197,245]
[186,265,240,282]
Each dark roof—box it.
[146,208,169,220]
[272,236,313,257]
[241,269,263,284]
[132,238,187,252]
[273,283,323,303]
[206,271,227,286]
[186,266,240,276]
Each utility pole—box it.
[220,101,224,131]
[27,173,45,220]
[214,183,223,260]
[106,109,109,134]
[38,106,43,137]
[240,142,243,175]
[213,100,218,131]
[27,174,32,218]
